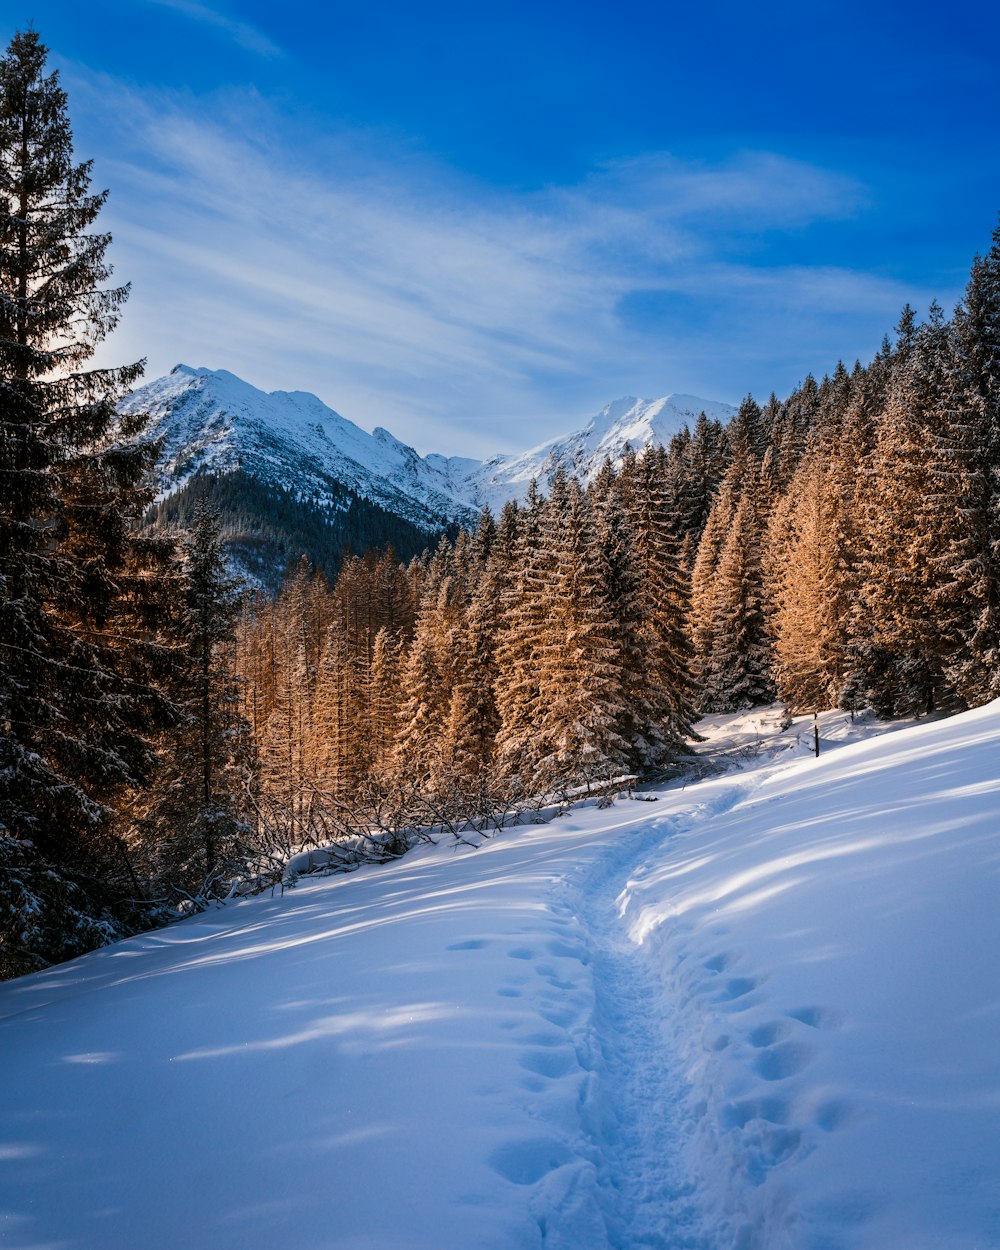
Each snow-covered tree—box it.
[0,31,175,965]
[532,474,630,789]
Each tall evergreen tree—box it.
[851,306,958,715]
[532,474,630,789]
[941,223,1000,702]
[494,483,550,784]
[367,626,402,777]
[0,31,174,968]
[620,449,697,761]
[133,502,249,891]
[771,451,851,710]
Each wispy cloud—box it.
[140,0,282,58]
[72,75,938,456]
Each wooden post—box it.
[813,712,820,757]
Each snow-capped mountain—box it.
[121,369,735,586]
[121,368,735,523]
[454,393,737,511]
[120,365,481,532]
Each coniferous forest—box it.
[2,28,1000,977]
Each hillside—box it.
[120,368,733,582]
[121,365,478,532]
[2,701,998,1249]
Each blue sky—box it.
[7,1,1000,455]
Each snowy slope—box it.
[118,365,479,530]
[119,370,735,523]
[5,703,996,1249]
[454,394,737,511]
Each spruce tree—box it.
[134,503,249,892]
[367,626,402,776]
[619,449,697,762]
[852,306,958,715]
[691,451,775,712]
[0,30,174,966]
[942,222,1000,702]
[494,484,550,785]
[771,451,850,710]
[703,481,775,711]
[533,474,629,789]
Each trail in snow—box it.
[515,746,830,1249]
[571,814,706,1250]
[3,703,1000,1250]
[540,776,761,1249]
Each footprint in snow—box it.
[521,1030,566,1047]
[748,1021,792,1048]
[718,975,764,1003]
[545,940,590,964]
[788,1005,846,1031]
[753,1041,816,1082]
[519,1048,578,1078]
[703,950,738,974]
[539,1004,580,1028]
[815,1099,858,1133]
[722,1094,790,1130]
[489,1139,572,1186]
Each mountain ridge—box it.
[122,365,736,513]
[120,366,736,582]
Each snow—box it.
[118,365,478,531]
[459,394,738,512]
[118,371,736,525]
[3,701,999,1248]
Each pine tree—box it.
[494,484,549,784]
[941,222,1000,702]
[688,477,737,700]
[444,549,501,783]
[257,559,322,841]
[0,31,174,967]
[533,474,630,789]
[134,502,250,892]
[691,452,775,712]
[702,477,775,711]
[771,451,850,710]
[618,449,697,763]
[851,306,958,715]
[367,626,402,776]
[394,588,450,786]
[313,620,366,797]
[666,411,729,563]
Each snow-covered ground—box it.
[2,703,999,1249]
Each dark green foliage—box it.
[0,830,152,979]
[664,413,729,558]
[149,469,447,591]
[0,30,176,973]
[131,502,252,892]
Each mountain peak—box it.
[593,396,643,429]
[120,367,736,548]
[119,368,479,536]
[455,390,737,511]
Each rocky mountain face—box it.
[121,365,479,532]
[122,366,734,585]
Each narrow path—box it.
[556,779,757,1249]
